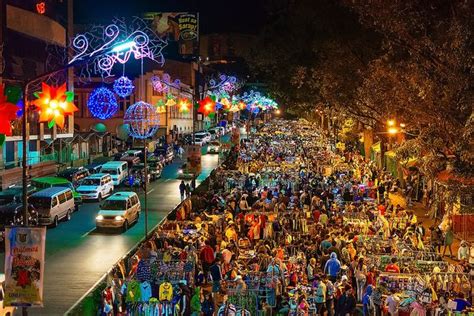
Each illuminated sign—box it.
[36,2,46,15]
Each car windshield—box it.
[29,197,51,208]
[101,168,117,175]
[81,179,101,186]
[101,200,127,210]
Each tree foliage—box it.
[250,0,474,176]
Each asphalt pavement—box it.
[0,149,220,315]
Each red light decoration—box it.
[197,96,216,117]
[36,2,46,14]
[33,83,78,129]
[0,84,19,138]
[178,98,191,114]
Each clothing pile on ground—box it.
[99,119,473,316]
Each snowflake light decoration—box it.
[70,17,167,79]
[113,76,134,98]
[124,101,159,139]
[87,87,119,119]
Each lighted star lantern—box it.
[0,84,19,144]
[165,94,177,107]
[178,98,191,113]
[33,83,78,129]
[155,99,166,114]
[198,96,216,117]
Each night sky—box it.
[74,0,266,34]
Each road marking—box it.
[81,227,96,238]
[147,189,154,194]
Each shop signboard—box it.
[143,12,199,56]
[4,226,46,307]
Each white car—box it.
[193,135,206,146]
[76,173,114,201]
[195,132,211,143]
[96,192,141,232]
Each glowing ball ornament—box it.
[124,101,159,139]
[197,96,216,117]
[33,82,78,129]
[87,87,119,120]
[113,76,134,98]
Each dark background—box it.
[74,0,266,34]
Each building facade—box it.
[0,0,72,188]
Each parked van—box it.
[31,177,82,205]
[95,192,141,232]
[30,187,75,227]
[100,161,128,186]
[76,174,114,201]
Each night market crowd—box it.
[99,120,473,316]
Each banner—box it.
[143,12,199,56]
[4,227,46,307]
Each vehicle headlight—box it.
[96,215,104,220]
[115,216,124,221]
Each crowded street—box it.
[82,120,473,316]
[0,0,472,315]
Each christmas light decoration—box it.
[151,73,180,94]
[87,87,119,119]
[70,18,167,78]
[165,94,176,106]
[220,98,231,110]
[178,98,191,114]
[33,83,78,129]
[0,84,19,142]
[229,103,240,113]
[124,101,159,139]
[113,76,134,98]
[155,99,166,114]
[197,96,216,117]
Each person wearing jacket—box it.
[324,252,341,282]
[362,285,373,316]
[336,285,356,316]
[201,293,215,316]
[190,287,201,316]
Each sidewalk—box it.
[388,193,462,262]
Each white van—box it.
[76,173,114,201]
[95,192,141,232]
[100,161,128,186]
[30,187,75,227]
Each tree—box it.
[341,0,474,175]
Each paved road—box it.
[0,150,220,315]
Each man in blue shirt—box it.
[324,252,341,282]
